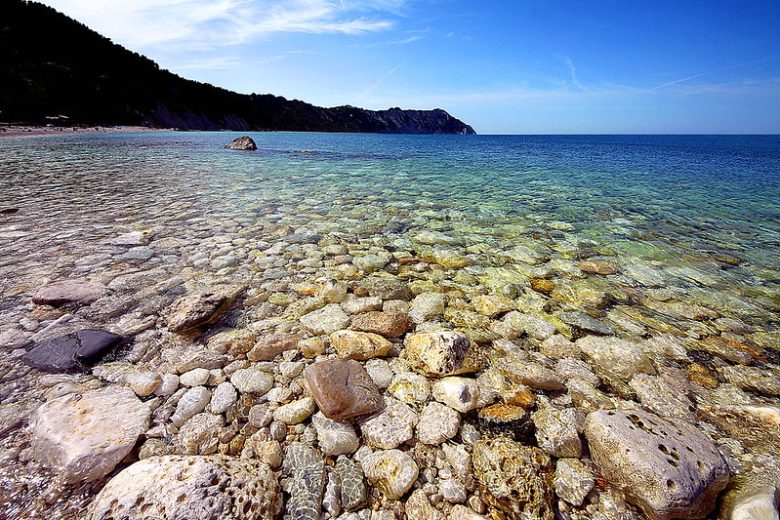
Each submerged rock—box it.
[225,136,257,150]
[330,329,393,360]
[336,455,367,511]
[165,285,243,333]
[405,330,481,377]
[247,332,299,361]
[283,443,326,520]
[312,412,359,456]
[22,330,122,372]
[584,409,729,520]
[87,455,280,519]
[472,437,555,520]
[32,385,150,483]
[304,359,383,420]
[32,279,106,307]
[362,449,419,500]
[359,396,418,449]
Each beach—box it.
[1,132,779,519]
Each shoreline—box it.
[0,125,162,138]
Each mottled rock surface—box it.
[165,285,243,332]
[362,449,419,500]
[360,396,418,449]
[225,136,257,150]
[584,409,729,520]
[87,455,280,519]
[472,437,555,520]
[32,280,106,307]
[405,331,481,377]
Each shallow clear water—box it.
[1,132,780,517]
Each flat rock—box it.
[86,455,280,520]
[472,437,555,520]
[350,310,411,338]
[247,333,300,361]
[300,304,350,335]
[283,443,326,520]
[405,330,482,377]
[359,396,418,449]
[584,409,729,520]
[337,455,367,511]
[312,412,359,456]
[273,397,316,424]
[304,359,383,420]
[93,362,162,397]
[22,330,122,372]
[330,329,393,360]
[32,385,150,483]
[32,280,106,307]
[577,335,655,392]
[362,449,419,500]
[409,292,446,324]
[165,285,243,333]
[417,401,460,444]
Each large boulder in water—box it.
[226,136,257,151]
[32,386,150,483]
[86,455,281,520]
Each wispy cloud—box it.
[358,62,404,99]
[39,0,404,50]
[556,54,585,90]
[652,55,780,89]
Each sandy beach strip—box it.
[0,125,163,138]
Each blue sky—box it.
[41,0,780,133]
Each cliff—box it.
[0,1,475,135]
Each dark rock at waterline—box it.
[0,208,20,215]
[226,136,257,151]
[21,330,123,372]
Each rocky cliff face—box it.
[0,1,475,135]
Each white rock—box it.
[154,373,180,396]
[209,382,237,414]
[273,397,316,424]
[312,412,359,456]
[361,449,419,500]
[171,386,211,427]
[534,406,582,458]
[554,458,595,507]
[179,368,210,387]
[417,402,460,445]
[365,359,394,389]
[431,377,480,413]
[230,368,273,395]
[32,386,150,483]
[409,292,446,324]
[388,372,431,404]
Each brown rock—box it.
[530,278,555,295]
[405,331,482,377]
[579,261,619,275]
[165,285,244,333]
[330,330,393,360]
[304,359,383,421]
[247,333,300,361]
[350,311,411,338]
[33,280,106,307]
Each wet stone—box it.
[330,329,393,360]
[312,411,359,456]
[405,330,481,377]
[417,401,460,445]
[336,455,367,512]
[362,449,419,500]
[477,403,532,440]
[164,285,244,333]
[472,437,555,520]
[359,396,418,449]
[350,310,411,338]
[22,330,123,372]
[247,332,299,361]
[32,279,106,307]
[299,304,350,335]
[86,455,280,520]
[283,443,326,520]
[225,135,257,150]
[584,409,729,520]
[32,385,150,483]
[304,359,383,420]
[554,458,595,507]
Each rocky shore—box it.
[1,219,779,520]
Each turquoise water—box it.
[1,132,780,517]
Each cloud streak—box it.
[652,55,780,89]
[38,0,404,50]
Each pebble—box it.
[230,368,274,395]
[431,376,480,413]
[312,412,360,455]
[273,397,316,424]
[359,397,418,449]
[361,449,419,500]
[209,382,237,414]
[417,402,460,445]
